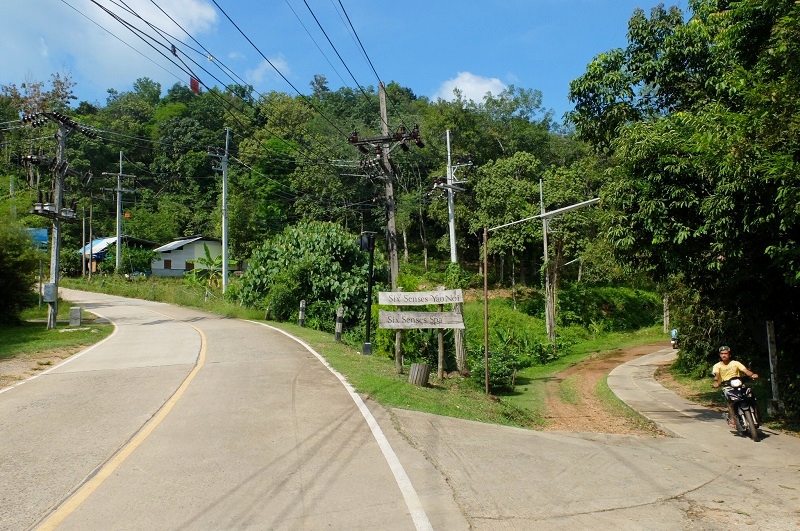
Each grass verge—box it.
[49,277,670,430]
[595,376,661,433]
[266,322,541,428]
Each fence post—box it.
[335,307,344,342]
[299,300,306,327]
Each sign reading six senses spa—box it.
[378,289,464,330]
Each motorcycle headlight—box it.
[730,378,742,387]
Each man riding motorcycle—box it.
[713,345,758,429]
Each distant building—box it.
[151,236,222,278]
[77,235,158,273]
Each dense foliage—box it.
[2,1,798,415]
[568,0,800,416]
[235,221,385,331]
[0,214,41,323]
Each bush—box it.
[556,285,660,331]
[238,221,386,331]
[0,218,42,323]
[469,348,519,393]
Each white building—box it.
[151,236,222,278]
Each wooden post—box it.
[395,288,403,374]
[299,299,306,327]
[408,363,430,387]
[766,320,784,415]
[483,227,489,394]
[335,307,344,342]
[437,287,444,379]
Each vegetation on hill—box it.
[1,0,798,419]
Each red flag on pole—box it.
[190,77,200,94]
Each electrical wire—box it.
[87,1,334,167]
[210,0,351,139]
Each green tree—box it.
[237,221,384,331]
[567,0,800,416]
[0,216,42,323]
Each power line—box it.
[335,0,381,84]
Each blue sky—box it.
[3,0,689,123]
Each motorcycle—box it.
[720,375,761,441]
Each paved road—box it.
[2,290,799,530]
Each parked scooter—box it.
[720,375,761,441]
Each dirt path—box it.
[542,341,672,435]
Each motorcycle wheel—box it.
[743,409,760,442]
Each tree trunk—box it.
[408,363,430,386]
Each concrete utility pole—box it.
[102,152,135,272]
[379,83,399,290]
[22,111,93,329]
[440,130,472,373]
[348,82,425,373]
[487,191,600,344]
[222,128,230,293]
[209,128,231,293]
[446,131,457,263]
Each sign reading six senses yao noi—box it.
[378,289,464,329]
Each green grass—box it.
[1,300,114,361]
[596,375,658,432]
[52,276,670,429]
[558,376,581,405]
[499,326,665,419]
[270,322,541,428]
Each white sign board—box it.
[378,289,463,306]
[379,310,465,329]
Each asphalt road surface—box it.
[1,289,798,530]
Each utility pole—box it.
[379,83,399,289]
[348,82,425,372]
[22,112,93,329]
[486,191,600,345]
[222,128,230,293]
[438,130,472,373]
[48,123,68,329]
[209,128,231,293]
[102,152,135,272]
[541,180,555,341]
[446,130,457,262]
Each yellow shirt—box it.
[713,360,748,383]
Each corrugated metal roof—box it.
[153,236,206,253]
[77,237,117,256]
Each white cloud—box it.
[432,72,507,103]
[245,56,290,86]
[2,0,219,103]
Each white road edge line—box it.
[247,321,434,531]
[0,315,119,395]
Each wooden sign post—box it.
[378,288,464,385]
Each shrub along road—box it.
[1,289,798,530]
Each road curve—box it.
[0,289,455,530]
[2,293,799,530]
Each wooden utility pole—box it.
[377,83,403,374]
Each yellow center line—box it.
[37,319,207,530]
